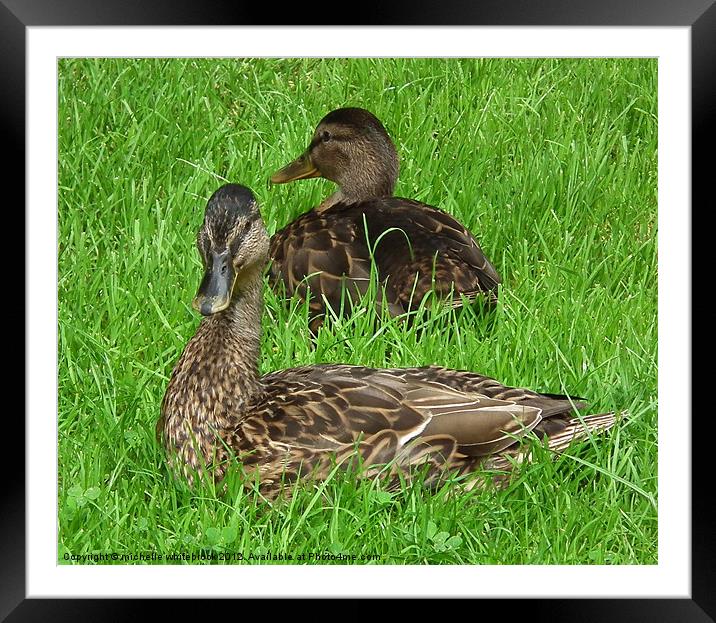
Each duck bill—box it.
[270,153,321,184]
[192,250,236,316]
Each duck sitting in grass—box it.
[268,107,501,334]
[158,184,616,497]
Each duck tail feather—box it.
[483,411,619,475]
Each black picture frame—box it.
[8,0,708,618]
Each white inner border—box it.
[28,26,691,598]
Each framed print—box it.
[8,0,710,618]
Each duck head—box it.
[192,184,270,316]
[270,107,399,204]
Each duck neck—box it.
[317,159,399,212]
[161,264,265,485]
[204,269,264,403]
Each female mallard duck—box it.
[159,184,615,496]
[268,107,501,333]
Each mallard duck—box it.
[268,107,501,333]
[158,184,616,497]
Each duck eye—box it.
[321,130,332,143]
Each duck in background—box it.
[268,107,501,334]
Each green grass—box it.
[57,57,658,565]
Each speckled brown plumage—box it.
[159,184,616,497]
[269,107,501,332]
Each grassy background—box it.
[58,58,657,565]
